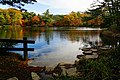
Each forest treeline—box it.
[0,8,103,27]
[0,0,120,32]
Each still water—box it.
[29,30,102,67]
[0,27,114,67]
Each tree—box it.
[8,8,23,26]
[22,12,36,26]
[3,10,11,25]
[90,0,120,31]
[32,15,40,25]
[0,12,5,25]
[60,12,82,27]
[0,8,23,26]
[0,0,37,11]
[42,9,54,27]
[53,15,64,26]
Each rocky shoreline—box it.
[2,43,114,80]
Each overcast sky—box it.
[0,0,104,15]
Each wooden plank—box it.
[0,39,35,44]
[0,48,34,51]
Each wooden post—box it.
[23,37,28,60]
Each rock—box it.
[61,67,77,76]
[74,60,79,65]
[44,67,54,74]
[83,51,92,55]
[31,72,40,80]
[91,49,98,52]
[100,47,109,50]
[82,48,91,51]
[85,54,98,59]
[76,55,84,59]
[52,64,62,75]
[45,67,54,72]
[59,62,66,66]
[7,77,18,80]
[64,64,74,69]
[40,72,54,80]
[92,52,98,55]
[66,68,77,76]
[105,45,110,48]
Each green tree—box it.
[53,15,64,26]
[3,10,11,25]
[90,0,120,31]
[0,0,37,11]
[22,12,36,26]
[42,9,54,27]
[0,11,5,25]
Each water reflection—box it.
[0,27,106,67]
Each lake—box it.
[0,27,119,67]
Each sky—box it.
[0,0,104,15]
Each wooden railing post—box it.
[23,37,28,60]
[0,37,35,60]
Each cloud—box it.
[0,0,104,15]
[37,0,96,12]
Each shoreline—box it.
[101,30,120,38]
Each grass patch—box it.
[76,46,120,80]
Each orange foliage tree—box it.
[32,16,40,26]
[58,12,82,27]
[88,16,103,26]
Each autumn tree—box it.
[22,12,36,26]
[32,15,40,26]
[0,8,23,26]
[69,11,82,26]
[8,8,23,26]
[53,15,64,26]
[61,12,82,27]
